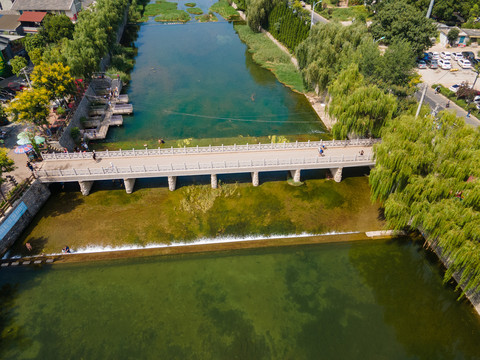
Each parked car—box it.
[452,52,463,61]
[417,60,427,69]
[428,59,438,69]
[449,84,460,93]
[438,59,452,69]
[462,51,475,61]
[440,51,452,60]
[458,59,472,69]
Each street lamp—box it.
[310,0,322,29]
[426,0,435,19]
[374,36,385,44]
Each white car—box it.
[452,52,463,61]
[449,84,460,93]
[429,52,440,60]
[458,59,472,68]
[441,51,452,60]
[438,59,452,69]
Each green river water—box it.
[3,2,480,358]
[2,240,480,359]
[103,2,324,145]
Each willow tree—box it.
[328,65,397,139]
[296,21,371,92]
[371,112,480,294]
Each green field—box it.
[209,0,240,20]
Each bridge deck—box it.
[38,142,375,183]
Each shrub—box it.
[70,127,81,142]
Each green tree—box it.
[296,22,371,91]
[9,56,28,77]
[246,0,281,32]
[370,0,437,56]
[41,14,74,43]
[370,111,480,295]
[22,33,46,53]
[328,64,397,138]
[447,28,460,45]
[6,88,51,127]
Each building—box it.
[439,25,480,47]
[0,13,22,35]
[18,11,46,33]
[11,0,81,21]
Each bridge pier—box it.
[211,174,218,189]
[329,167,343,183]
[251,172,259,187]
[290,169,301,183]
[79,181,94,196]
[124,178,135,194]
[168,176,177,191]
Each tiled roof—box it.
[18,11,47,22]
[12,0,74,11]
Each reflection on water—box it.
[1,240,480,359]
[105,18,323,144]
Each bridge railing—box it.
[41,139,380,161]
[37,154,374,178]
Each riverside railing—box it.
[41,139,380,161]
[37,154,374,179]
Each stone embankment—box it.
[0,180,51,256]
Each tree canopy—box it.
[370,112,480,294]
[9,56,28,77]
[40,14,74,43]
[6,88,51,127]
[370,0,437,55]
[328,65,398,139]
[31,62,75,100]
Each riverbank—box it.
[10,175,383,256]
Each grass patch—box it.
[318,5,372,21]
[12,177,384,255]
[144,1,177,16]
[234,24,305,93]
[185,2,196,6]
[431,84,479,116]
[155,10,190,22]
[196,12,218,22]
[209,0,240,20]
[186,7,203,14]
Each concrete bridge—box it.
[38,139,378,195]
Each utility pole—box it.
[21,67,32,88]
[426,0,434,18]
[416,84,428,118]
[310,1,322,29]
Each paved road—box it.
[304,4,329,25]
[416,87,480,128]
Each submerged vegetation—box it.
[196,12,219,22]
[15,177,382,255]
[234,24,305,93]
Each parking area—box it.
[418,44,480,89]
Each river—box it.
[1,240,480,359]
